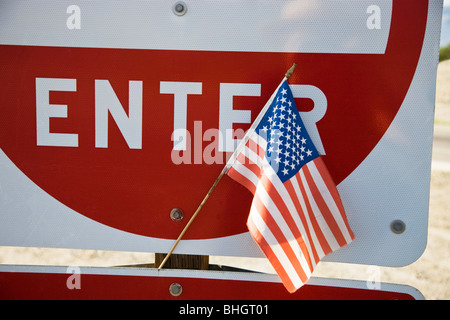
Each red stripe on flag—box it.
[226,166,256,195]
[226,150,265,196]
[295,171,333,256]
[283,179,321,265]
[237,153,261,181]
[313,158,355,240]
[246,136,266,161]
[247,216,296,293]
[258,174,314,273]
[252,193,309,284]
[302,163,347,247]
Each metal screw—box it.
[169,282,183,296]
[390,220,406,234]
[170,208,184,222]
[172,1,187,16]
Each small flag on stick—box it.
[224,65,354,292]
[159,64,354,293]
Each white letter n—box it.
[95,80,143,149]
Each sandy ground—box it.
[1,61,450,300]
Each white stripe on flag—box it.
[233,154,308,275]
[299,169,341,251]
[289,174,327,260]
[248,205,305,289]
[254,181,312,279]
[242,143,318,268]
[306,161,354,243]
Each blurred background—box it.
[1,1,450,300]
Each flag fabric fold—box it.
[224,79,354,293]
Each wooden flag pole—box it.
[157,63,297,270]
[285,63,297,79]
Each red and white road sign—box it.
[0,0,443,267]
[0,265,424,300]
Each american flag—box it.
[224,79,354,293]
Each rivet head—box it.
[390,220,406,234]
[169,282,183,296]
[172,1,187,16]
[170,208,184,222]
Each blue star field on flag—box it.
[256,81,319,183]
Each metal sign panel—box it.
[0,0,442,266]
[0,265,424,300]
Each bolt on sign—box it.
[0,0,443,268]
